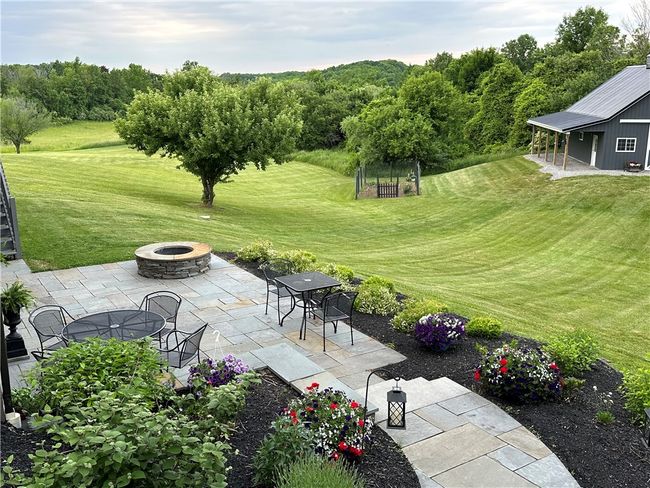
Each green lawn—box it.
[3,122,649,370]
[1,121,122,153]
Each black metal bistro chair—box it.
[28,305,73,354]
[139,290,182,341]
[311,291,358,352]
[260,259,296,325]
[158,323,207,370]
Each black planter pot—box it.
[2,306,28,359]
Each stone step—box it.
[250,342,324,383]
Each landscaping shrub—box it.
[188,354,250,389]
[413,313,467,351]
[474,342,563,403]
[354,276,400,316]
[390,298,448,333]
[3,390,230,488]
[276,249,318,272]
[544,329,599,377]
[466,316,503,339]
[14,338,169,415]
[621,356,650,423]
[253,425,314,486]
[361,275,395,293]
[236,239,275,262]
[318,262,355,284]
[277,456,364,488]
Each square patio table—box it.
[275,271,341,340]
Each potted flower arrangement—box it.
[277,383,372,461]
[414,313,467,351]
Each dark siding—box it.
[575,95,650,170]
[569,132,595,164]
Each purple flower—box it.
[414,313,467,351]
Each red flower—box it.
[330,402,338,410]
[549,362,559,370]
[350,400,360,409]
[499,358,508,366]
[306,406,314,412]
[349,447,362,456]
[291,417,298,425]
[332,452,339,461]
[499,366,508,374]
[358,419,365,427]
[338,441,348,451]
[289,409,297,418]
[474,370,481,381]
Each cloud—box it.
[0,0,636,72]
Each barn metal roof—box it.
[528,65,650,132]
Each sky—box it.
[0,0,632,74]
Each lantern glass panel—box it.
[386,388,406,429]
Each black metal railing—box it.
[0,161,22,259]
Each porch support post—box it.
[544,131,550,162]
[563,133,570,170]
[537,130,541,157]
[552,132,558,165]
[530,126,536,155]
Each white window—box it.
[579,132,584,141]
[616,138,636,152]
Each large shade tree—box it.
[0,96,50,153]
[116,67,302,207]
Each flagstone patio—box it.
[2,256,580,487]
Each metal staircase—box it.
[0,162,22,260]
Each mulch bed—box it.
[218,253,650,488]
[227,368,419,488]
[0,422,53,476]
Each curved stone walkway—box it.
[4,256,579,487]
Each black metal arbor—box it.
[355,161,421,199]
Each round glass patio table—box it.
[62,309,166,342]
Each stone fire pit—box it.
[135,241,212,279]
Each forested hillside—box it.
[2,4,649,167]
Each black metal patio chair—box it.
[311,291,358,352]
[260,258,297,325]
[139,290,182,341]
[158,323,207,370]
[28,305,73,354]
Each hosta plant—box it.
[279,383,372,461]
[474,342,563,403]
[414,313,467,351]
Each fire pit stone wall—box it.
[135,241,212,279]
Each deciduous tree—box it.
[115,67,302,207]
[0,97,50,153]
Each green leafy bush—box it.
[236,239,275,262]
[621,357,650,423]
[277,456,364,488]
[466,316,503,339]
[544,329,599,377]
[4,390,229,488]
[390,298,448,333]
[318,262,355,284]
[253,424,314,487]
[474,342,563,403]
[276,249,318,272]
[14,338,169,415]
[354,284,401,316]
[361,275,395,293]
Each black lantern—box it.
[386,381,407,429]
[643,408,650,448]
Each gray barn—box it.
[528,59,650,171]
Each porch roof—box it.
[527,111,604,133]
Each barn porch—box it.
[525,154,649,180]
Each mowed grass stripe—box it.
[3,128,649,370]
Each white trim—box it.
[646,126,650,170]
[590,135,598,166]
[620,119,650,124]
[527,121,569,133]
[615,138,637,152]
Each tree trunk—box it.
[14,142,20,154]
[201,176,215,207]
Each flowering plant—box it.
[414,313,467,351]
[276,383,372,461]
[474,342,563,403]
[188,354,250,390]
